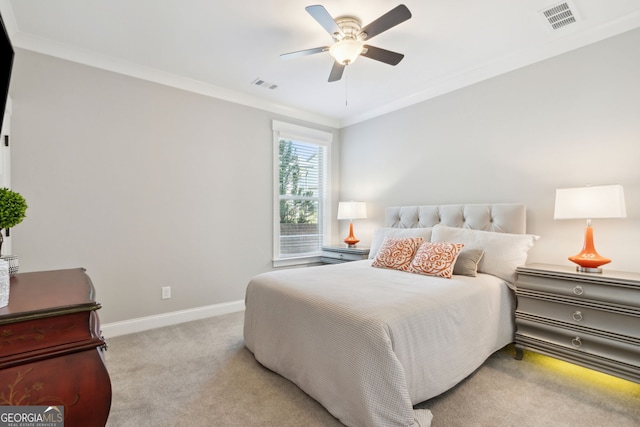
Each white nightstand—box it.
[321,246,370,264]
[514,263,640,383]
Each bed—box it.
[244,203,538,427]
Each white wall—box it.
[9,49,339,324]
[339,28,640,274]
[8,27,640,327]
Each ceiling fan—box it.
[281,4,412,82]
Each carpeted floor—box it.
[104,311,640,426]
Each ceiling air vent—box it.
[251,78,278,90]
[540,1,579,30]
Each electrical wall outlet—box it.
[161,286,171,299]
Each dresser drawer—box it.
[516,318,640,369]
[517,295,640,340]
[516,273,640,308]
[0,311,97,359]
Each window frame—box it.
[272,120,332,267]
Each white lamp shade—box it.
[554,185,627,219]
[337,201,367,220]
[329,39,364,65]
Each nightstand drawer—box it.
[517,295,640,340]
[517,273,640,308]
[516,319,640,369]
[321,246,370,264]
[320,257,350,264]
[321,252,368,262]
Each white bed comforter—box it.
[244,260,514,427]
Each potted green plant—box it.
[0,187,27,274]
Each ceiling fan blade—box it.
[359,4,412,40]
[328,62,345,82]
[361,45,405,66]
[306,5,343,39]
[280,47,329,60]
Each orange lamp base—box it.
[568,225,610,273]
[343,222,360,248]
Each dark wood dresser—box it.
[0,268,111,426]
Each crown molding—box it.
[339,10,640,127]
[10,32,341,129]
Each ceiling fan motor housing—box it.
[333,16,364,41]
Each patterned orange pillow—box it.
[371,237,424,271]
[407,242,465,278]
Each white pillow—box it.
[369,227,433,259]
[430,224,539,283]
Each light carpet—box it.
[104,311,639,426]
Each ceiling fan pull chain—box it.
[345,66,348,107]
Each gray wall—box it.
[339,28,640,273]
[9,49,339,323]
[9,27,640,325]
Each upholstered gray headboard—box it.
[385,203,526,234]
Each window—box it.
[273,121,332,266]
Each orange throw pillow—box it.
[371,236,424,271]
[407,242,464,278]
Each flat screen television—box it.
[0,11,14,135]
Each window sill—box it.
[272,255,323,268]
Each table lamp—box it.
[337,201,367,247]
[554,184,626,273]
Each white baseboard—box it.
[101,300,245,338]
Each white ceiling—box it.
[2,0,640,128]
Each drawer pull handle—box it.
[572,311,583,322]
[571,337,582,348]
[572,285,584,296]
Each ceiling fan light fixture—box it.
[282,5,412,81]
[329,39,363,65]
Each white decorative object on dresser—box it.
[320,245,369,264]
[515,263,640,383]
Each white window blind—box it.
[273,121,332,265]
